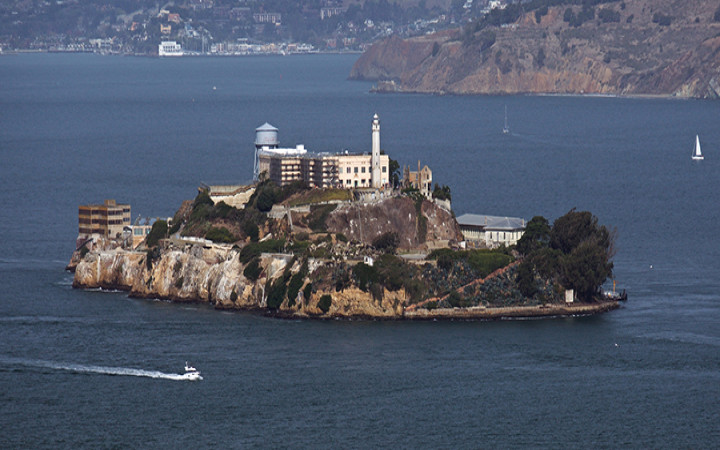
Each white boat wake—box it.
[5,358,202,381]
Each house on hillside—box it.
[456,213,525,248]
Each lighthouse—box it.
[371,113,381,188]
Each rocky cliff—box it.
[324,196,462,249]
[350,0,720,98]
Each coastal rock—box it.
[350,0,720,98]
[325,196,463,249]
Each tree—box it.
[560,240,613,300]
[550,209,602,254]
[516,216,550,256]
[550,209,614,301]
[388,157,401,188]
[146,220,168,247]
[432,184,452,201]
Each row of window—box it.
[344,166,388,174]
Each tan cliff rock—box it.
[325,196,463,249]
[351,0,720,98]
[71,244,415,318]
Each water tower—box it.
[254,123,279,181]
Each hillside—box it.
[350,0,720,98]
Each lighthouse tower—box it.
[371,114,381,188]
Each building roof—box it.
[456,214,526,231]
[255,122,278,132]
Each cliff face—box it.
[351,0,720,98]
[325,196,463,249]
[72,245,409,318]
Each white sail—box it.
[692,134,704,160]
[503,105,509,134]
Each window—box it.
[361,167,366,173]
[346,179,351,185]
[346,167,351,173]
[382,166,387,173]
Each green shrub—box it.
[318,294,332,313]
[467,251,512,278]
[290,240,311,255]
[287,272,305,307]
[266,278,287,309]
[302,283,313,303]
[205,226,236,243]
[307,204,337,232]
[372,232,399,254]
[243,257,262,281]
[447,291,469,308]
[242,220,259,242]
[353,262,379,292]
[146,220,168,247]
[174,276,184,289]
[336,233,348,243]
[239,239,286,264]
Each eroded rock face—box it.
[351,1,720,98]
[71,244,414,319]
[324,196,463,249]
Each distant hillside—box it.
[350,0,720,98]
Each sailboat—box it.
[692,134,704,160]
[502,105,510,134]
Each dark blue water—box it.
[1,53,719,448]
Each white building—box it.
[456,214,526,248]
[158,41,183,56]
[253,115,390,189]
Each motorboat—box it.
[183,361,202,381]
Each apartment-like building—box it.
[78,199,131,239]
[253,114,390,189]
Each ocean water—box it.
[1,53,719,448]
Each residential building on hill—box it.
[78,199,131,241]
[456,213,526,248]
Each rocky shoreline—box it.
[68,244,621,321]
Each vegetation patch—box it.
[239,239,286,264]
[318,294,333,314]
[287,188,351,206]
[307,204,337,232]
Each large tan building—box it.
[254,115,390,189]
[78,199,131,239]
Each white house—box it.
[456,214,526,248]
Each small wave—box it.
[640,331,720,347]
[3,358,202,381]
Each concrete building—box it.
[403,161,433,198]
[456,213,526,248]
[158,41,183,56]
[202,184,256,209]
[78,199,131,240]
[253,115,390,189]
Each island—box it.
[67,116,624,320]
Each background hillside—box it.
[351,0,720,98]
